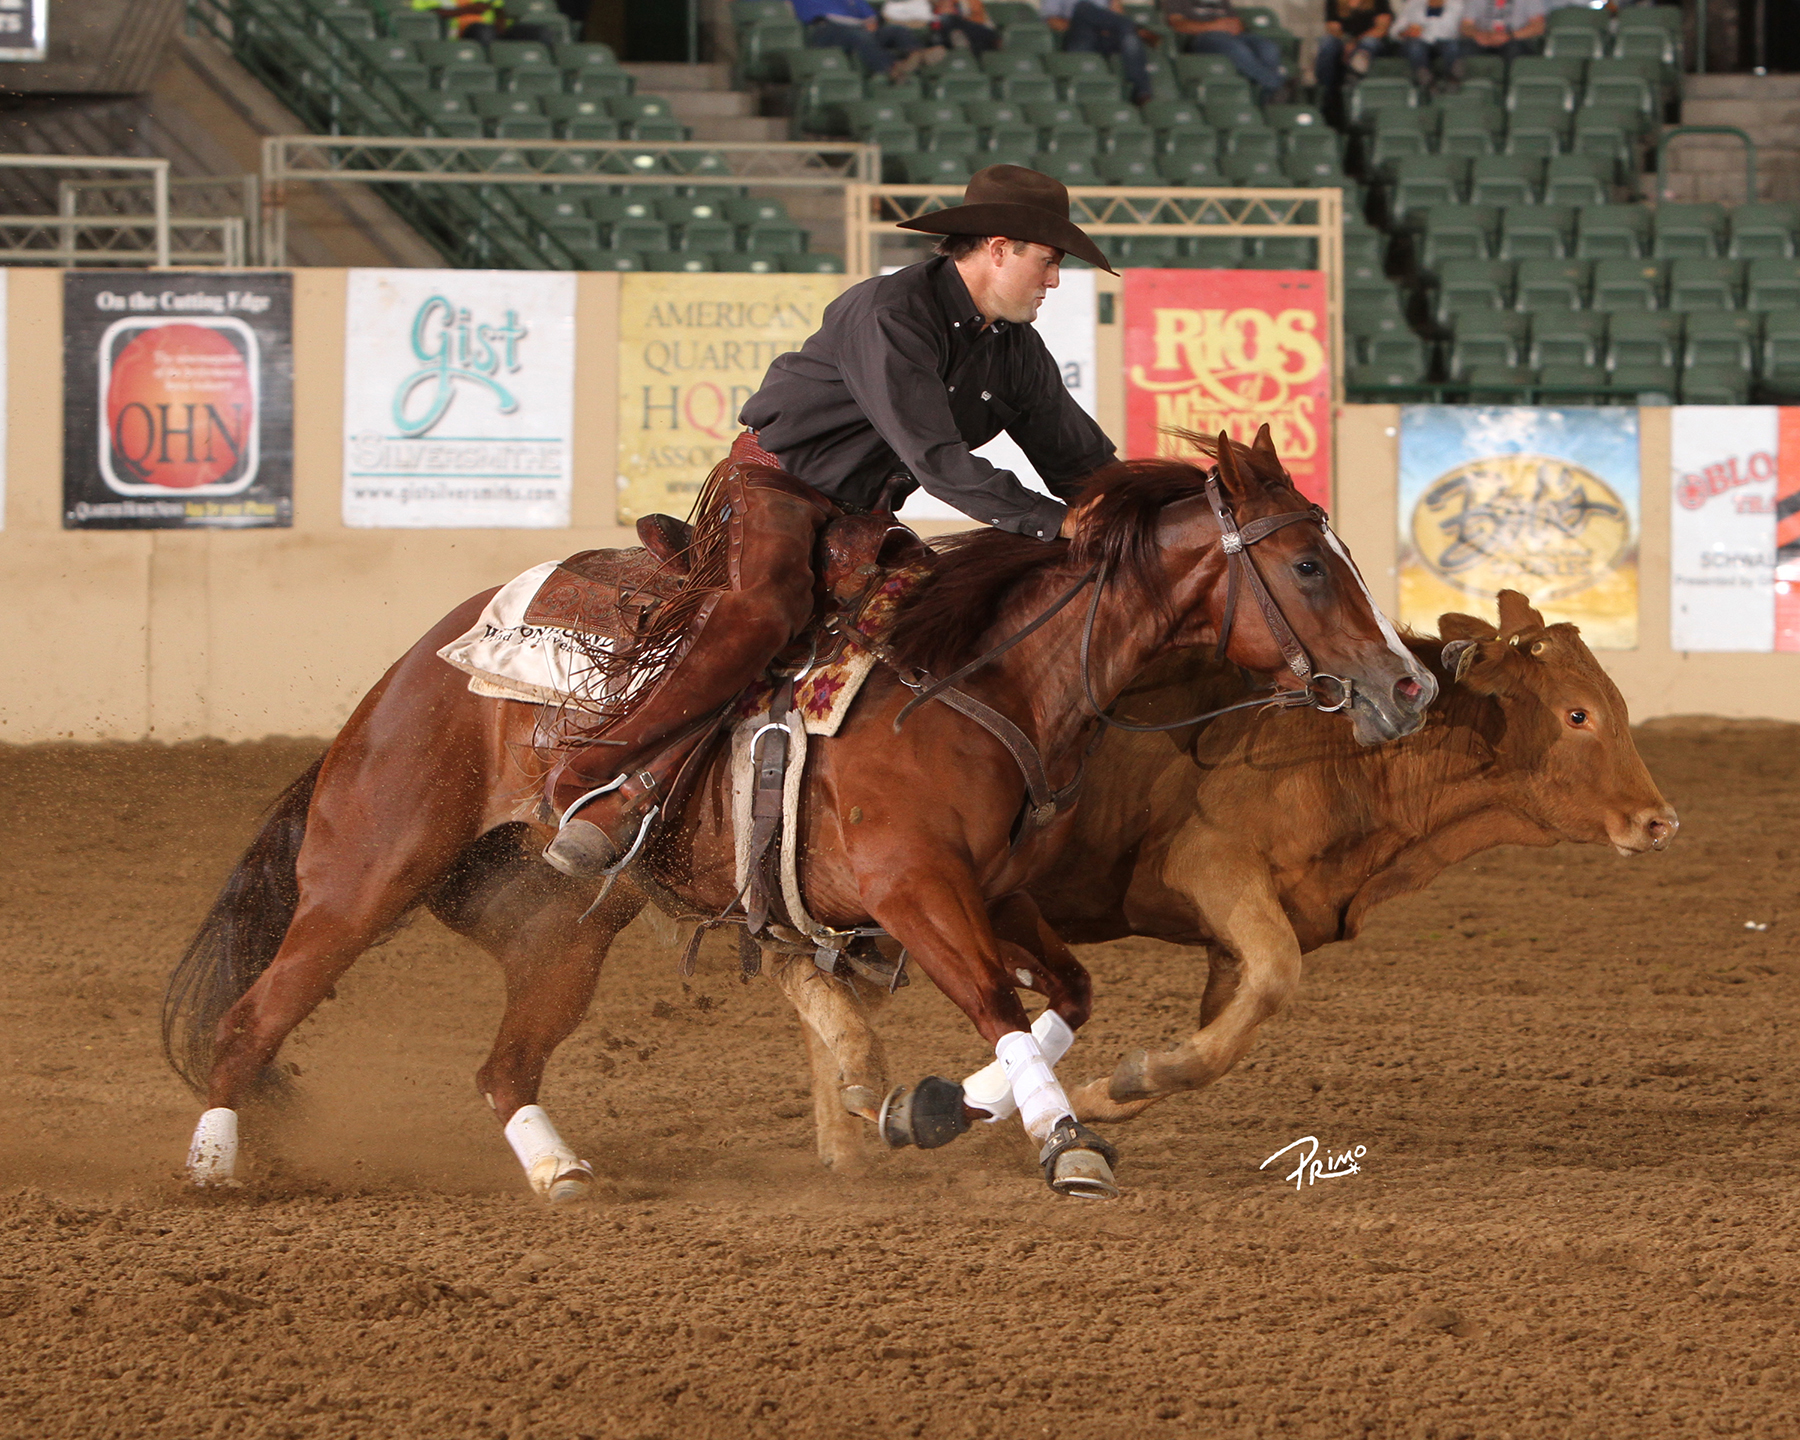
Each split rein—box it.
[893,465,1356,741]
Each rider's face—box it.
[988,240,1063,324]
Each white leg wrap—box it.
[503,1104,592,1198]
[996,1030,1075,1142]
[186,1107,240,1187]
[963,1010,1075,1122]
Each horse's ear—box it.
[1251,424,1278,459]
[1438,611,1499,642]
[1213,431,1251,501]
[1495,589,1546,638]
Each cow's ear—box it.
[1453,640,1525,696]
[1438,611,1498,642]
[1495,589,1546,639]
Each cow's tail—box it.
[160,756,323,1097]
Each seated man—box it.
[792,0,943,76]
[1162,0,1288,103]
[1459,0,1544,60]
[1314,0,1392,94]
[1395,0,1464,92]
[929,0,1000,53]
[1038,0,1155,106]
[411,0,557,43]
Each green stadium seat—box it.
[1592,257,1666,309]
[844,96,908,133]
[1366,112,1433,170]
[1507,58,1578,113]
[1515,257,1589,311]
[1683,311,1759,371]
[981,121,1039,154]
[1282,125,1343,165]
[1570,106,1638,183]
[1096,153,1160,184]
[608,216,671,252]
[1529,310,1607,367]
[1223,153,1282,185]
[1417,204,1499,266]
[921,122,980,153]
[1606,310,1682,368]
[1112,235,1181,266]
[1505,106,1569,157]
[981,51,1046,80]
[564,66,633,98]
[1060,73,1123,105]
[1360,330,1431,369]
[1432,259,1514,324]
[737,26,803,81]
[1204,94,1264,131]
[1542,26,1604,61]
[994,75,1057,104]
[1465,364,1536,401]
[1576,203,1649,259]
[1543,154,1611,206]
[501,62,565,95]
[714,253,786,273]
[1654,203,1727,259]
[1347,287,1413,340]
[1173,52,1239,87]
[1033,153,1099,185]
[783,252,845,272]
[1347,362,1429,391]
[472,93,541,119]
[1760,311,1800,389]
[1449,311,1530,378]
[1582,59,1658,129]
[488,39,551,66]
[644,252,714,272]
[1669,258,1742,311]
[1082,99,1141,130]
[1286,156,1355,194]
[388,12,441,42]
[1534,361,1605,400]
[1140,98,1202,131]
[1349,77,1416,126]
[1548,4,1610,36]
[896,151,971,183]
[925,72,992,103]
[1040,122,1100,156]
[1729,203,1800,260]
[1222,126,1281,162]
[1681,364,1750,405]
[1102,126,1157,161]
[1468,154,1541,207]
[1612,18,1676,68]
[1255,236,1317,267]
[1436,102,1505,157]
[1157,152,1225,186]
[1748,259,1800,311]
[1610,363,1677,402]
[587,194,655,224]
[1179,234,1247,266]
[1500,204,1574,260]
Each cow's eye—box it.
[1568,709,1589,727]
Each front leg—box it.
[862,864,1119,1198]
[1069,831,1300,1123]
[770,953,891,1170]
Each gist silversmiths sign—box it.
[62,272,294,530]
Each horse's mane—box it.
[887,436,1299,677]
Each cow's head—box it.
[1438,590,1678,855]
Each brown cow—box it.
[779,590,1679,1166]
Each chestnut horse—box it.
[164,432,1434,1199]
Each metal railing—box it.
[846,183,1347,402]
[259,134,876,267]
[59,174,261,262]
[1656,126,1758,204]
[0,155,172,266]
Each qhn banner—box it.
[63,272,294,530]
[1398,407,1640,650]
[343,270,575,528]
[1123,269,1331,507]
[616,274,841,522]
[1669,407,1800,653]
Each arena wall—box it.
[3,266,1796,745]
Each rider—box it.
[544,165,1120,879]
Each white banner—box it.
[1669,406,1778,652]
[894,267,1099,523]
[342,269,575,528]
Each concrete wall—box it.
[2,265,1797,746]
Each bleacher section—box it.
[1342,3,1799,404]
[194,0,839,272]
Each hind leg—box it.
[771,954,891,1170]
[432,831,646,1201]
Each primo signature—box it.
[1260,1135,1367,1190]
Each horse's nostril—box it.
[1396,677,1422,703]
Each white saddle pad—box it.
[437,561,618,711]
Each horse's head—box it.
[1440,591,1678,854]
[1071,427,1434,745]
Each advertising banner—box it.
[1123,268,1331,507]
[1669,406,1800,653]
[616,273,842,523]
[343,269,575,529]
[63,271,293,530]
[1398,406,1640,649]
[0,0,47,62]
[896,267,1098,524]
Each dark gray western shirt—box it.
[738,255,1117,540]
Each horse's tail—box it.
[161,755,324,1096]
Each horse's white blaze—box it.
[187,1107,240,1187]
[503,1104,592,1199]
[997,1030,1076,1142]
[963,1009,1074,1122]
[1322,527,1438,699]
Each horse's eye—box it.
[1295,559,1322,578]
[1568,709,1589,727]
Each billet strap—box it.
[918,682,1083,832]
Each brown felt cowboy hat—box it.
[894,164,1116,275]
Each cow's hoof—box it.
[1106,1047,1156,1102]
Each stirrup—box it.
[544,798,658,883]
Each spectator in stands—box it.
[1315,0,1392,96]
[791,0,943,76]
[1038,0,1155,106]
[409,0,557,43]
[883,0,999,53]
[1459,0,1545,59]
[1161,0,1289,102]
[1395,0,1464,92]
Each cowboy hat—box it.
[894,164,1116,274]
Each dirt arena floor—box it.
[0,721,1796,1440]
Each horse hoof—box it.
[1048,1146,1120,1200]
[546,1169,593,1204]
[1039,1117,1121,1200]
[878,1077,971,1150]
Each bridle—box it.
[886,461,1361,832]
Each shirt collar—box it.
[932,255,1007,338]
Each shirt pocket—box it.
[982,391,1020,428]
